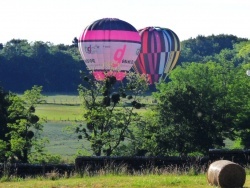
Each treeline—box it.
[179,34,248,63]
[0,39,86,93]
[0,34,249,93]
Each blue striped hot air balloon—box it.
[133,27,181,84]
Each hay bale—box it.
[207,160,246,188]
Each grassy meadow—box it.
[35,94,152,121]
[36,94,83,121]
[1,174,250,188]
[36,104,82,121]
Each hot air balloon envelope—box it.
[78,18,141,81]
[133,27,181,84]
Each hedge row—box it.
[1,149,250,177]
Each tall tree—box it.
[75,72,148,156]
[0,86,44,163]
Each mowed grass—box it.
[35,94,83,121]
[44,94,82,105]
[3,174,250,188]
[35,94,152,121]
[36,104,83,121]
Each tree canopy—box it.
[0,39,85,93]
[0,34,248,93]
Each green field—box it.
[43,94,82,105]
[1,174,250,188]
[35,94,152,121]
[40,122,88,161]
[35,94,83,121]
[36,104,83,121]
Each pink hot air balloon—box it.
[78,18,141,81]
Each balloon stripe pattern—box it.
[78,18,141,81]
[80,31,141,42]
[133,27,181,84]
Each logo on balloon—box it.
[112,45,126,68]
[122,60,134,64]
[85,59,95,63]
[85,45,100,54]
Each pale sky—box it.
[1,0,249,45]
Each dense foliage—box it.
[0,86,61,163]
[179,34,248,63]
[0,39,85,93]
[75,72,149,156]
[142,62,249,156]
[0,86,42,162]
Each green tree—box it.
[0,87,10,161]
[72,37,78,48]
[138,61,250,156]
[6,87,44,162]
[2,39,32,59]
[75,72,148,156]
[0,86,45,163]
[179,34,248,64]
[234,41,250,64]
[22,85,45,106]
[0,39,84,93]
[30,41,49,60]
[233,63,250,148]
[22,85,63,164]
